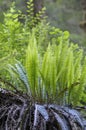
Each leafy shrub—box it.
[0,1,47,63]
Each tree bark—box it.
[79,0,86,31]
[33,0,44,16]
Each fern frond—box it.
[15,62,31,94]
[41,45,57,102]
[80,57,86,85]
[68,48,83,105]
[25,36,39,97]
[66,46,74,88]
[56,37,69,87]
[8,61,31,96]
[74,49,82,82]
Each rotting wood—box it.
[0,88,86,130]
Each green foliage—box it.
[27,0,46,28]
[0,1,86,106]
[5,29,86,106]
[0,2,23,60]
[26,35,39,97]
[7,61,31,95]
[0,1,49,96]
[0,1,48,64]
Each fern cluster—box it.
[6,30,86,106]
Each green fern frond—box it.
[66,46,74,88]
[15,62,31,94]
[41,45,57,102]
[80,57,86,86]
[25,36,39,97]
[67,48,83,105]
[56,37,69,85]
[8,61,31,95]
[74,50,82,82]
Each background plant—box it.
[0,1,47,63]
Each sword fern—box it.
[6,30,86,106]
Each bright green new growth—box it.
[26,35,39,98]
[8,30,86,106]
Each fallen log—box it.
[0,88,86,130]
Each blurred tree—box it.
[34,0,44,15]
[82,0,86,10]
[79,0,86,32]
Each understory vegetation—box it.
[0,0,86,130]
[0,1,86,106]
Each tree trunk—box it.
[80,0,86,31]
[33,0,44,16]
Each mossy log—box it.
[0,88,86,130]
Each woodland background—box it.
[0,0,85,48]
